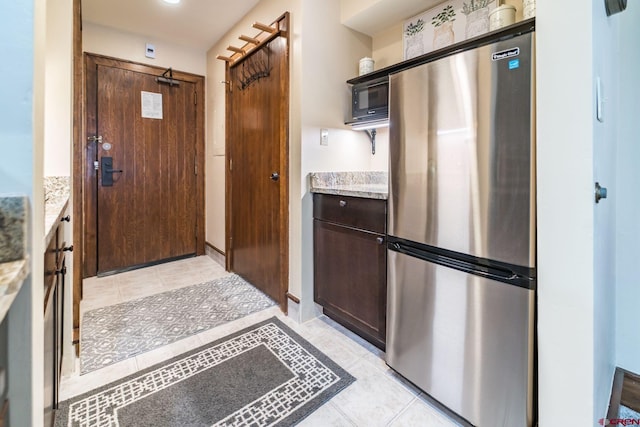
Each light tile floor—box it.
[59,255,461,427]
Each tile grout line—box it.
[326,400,359,426]
[385,394,420,426]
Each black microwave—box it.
[351,76,389,123]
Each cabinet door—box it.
[314,219,386,348]
[44,233,57,312]
[43,283,55,425]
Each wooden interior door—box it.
[226,14,289,310]
[84,55,205,275]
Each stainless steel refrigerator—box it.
[386,31,536,427]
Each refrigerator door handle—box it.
[389,242,525,283]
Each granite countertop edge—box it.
[309,186,388,200]
[44,176,71,248]
[0,258,29,323]
[308,171,389,200]
[44,198,70,247]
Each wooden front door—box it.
[226,15,289,310]
[84,55,205,276]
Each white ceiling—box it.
[82,0,447,52]
[82,0,261,51]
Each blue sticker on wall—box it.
[509,59,520,70]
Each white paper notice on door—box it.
[141,91,163,119]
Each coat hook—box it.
[253,22,276,33]
[227,45,245,54]
[240,35,260,44]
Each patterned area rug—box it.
[58,318,355,427]
[81,274,275,374]
[620,405,640,420]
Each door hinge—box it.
[194,91,197,105]
[229,158,232,171]
[195,163,198,175]
[229,237,233,250]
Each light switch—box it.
[320,129,329,146]
[146,43,156,59]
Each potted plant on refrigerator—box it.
[404,18,425,59]
[431,5,456,49]
[462,0,491,38]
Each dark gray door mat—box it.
[57,317,355,426]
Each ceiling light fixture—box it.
[163,0,180,4]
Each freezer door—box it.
[386,249,535,427]
[388,32,536,268]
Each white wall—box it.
[302,127,388,174]
[297,0,375,320]
[0,0,48,424]
[0,3,38,195]
[44,0,73,177]
[372,23,403,69]
[615,2,640,374]
[83,23,207,76]
[592,0,620,421]
[537,0,619,424]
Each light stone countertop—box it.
[44,176,70,247]
[0,196,29,322]
[309,171,388,200]
[0,259,28,322]
[0,177,70,321]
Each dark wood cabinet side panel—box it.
[313,219,386,348]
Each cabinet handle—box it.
[63,245,74,252]
[61,215,71,222]
[376,237,384,244]
[339,200,347,207]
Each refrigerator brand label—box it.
[492,47,520,61]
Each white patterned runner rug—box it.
[81,274,275,374]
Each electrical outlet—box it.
[320,129,329,146]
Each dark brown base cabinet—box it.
[44,219,69,426]
[313,193,387,350]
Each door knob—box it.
[270,172,280,182]
[101,157,123,187]
[595,182,608,203]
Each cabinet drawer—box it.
[313,193,386,233]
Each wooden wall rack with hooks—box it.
[216,12,289,68]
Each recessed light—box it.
[163,0,180,4]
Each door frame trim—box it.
[71,0,82,352]
[80,53,206,278]
[225,12,290,313]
